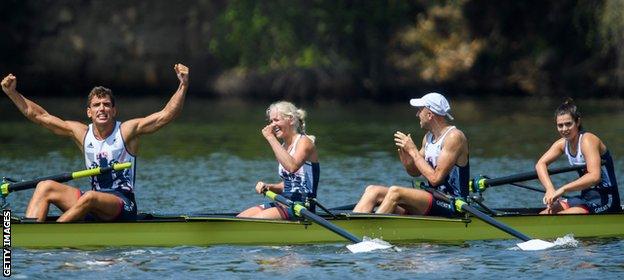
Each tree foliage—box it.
[1,0,623,99]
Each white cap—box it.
[409,92,454,120]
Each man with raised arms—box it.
[1,63,189,222]
[353,92,470,216]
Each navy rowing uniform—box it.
[83,121,137,220]
[260,134,320,220]
[562,132,620,213]
[422,126,469,216]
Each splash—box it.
[552,234,579,248]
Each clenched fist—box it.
[1,74,17,94]
[174,64,189,85]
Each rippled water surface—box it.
[1,98,623,279]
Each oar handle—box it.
[1,162,132,196]
[71,162,132,179]
[264,190,362,244]
[424,187,532,242]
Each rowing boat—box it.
[5,164,621,248]
[10,207,624,248]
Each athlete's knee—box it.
[33,180,58,198]
[364,185,385,195]
[386,186,404,201]
[76,191,98,208]
[35,180,54,191]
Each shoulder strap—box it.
[289,134,303,153]
[436,126,456,144]
[577,133,584,155]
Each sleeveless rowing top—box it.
[278,134,320,202]
[423,126,469,199]
[83,121,136,193]
[565,132,620,212]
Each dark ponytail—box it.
[555,97,583,130]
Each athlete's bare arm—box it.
[121,64,189,154]
[395,131,424,177]
[1,74,88,148]
[403,130,467,187]
[536,139,565,205]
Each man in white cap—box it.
[353,92,470,216]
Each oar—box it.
[424,187,555,251]
[263,190,392,253]
[472,164,592,193]
[1,162,132,196]
[508,182,572,199]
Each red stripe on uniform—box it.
[276,206,289,220]
[113,197,124,220]
[423,192,434,215]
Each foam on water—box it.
[84,259,118,266]
[552,234,579,248]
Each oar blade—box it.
[346,239,393,253]
[516,239,556,251]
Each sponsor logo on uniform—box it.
[593,195,613,213]
[435,200,452,210]
[124,201,134,212]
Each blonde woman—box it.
[237,101,319,219]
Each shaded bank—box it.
[1,1,623,101]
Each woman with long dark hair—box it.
[536,98,620,214]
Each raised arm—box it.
[1,74,87,147]
[121,64,189,151]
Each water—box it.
[1,98,623,278]
[12,240,624,279]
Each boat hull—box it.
[11,211,624,248]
